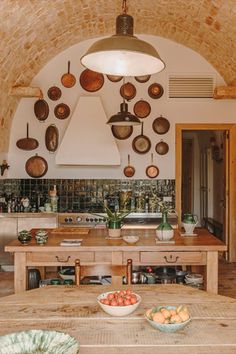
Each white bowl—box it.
[58,268,75,281]
[97,291,141,316]
[123,235,139,244]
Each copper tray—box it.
[45,124,59,153]
[120,82,136,101]
[34,99,49,121]
[80,69,104,92]
[155,140,169,155]
[111,125,133,140]
[54,103,70,120]
[107,75,123,82]
[133,100,151,118]
[25,154,48,178]
[152,116,170,135]
[47,86,62,101]
[135,75,151,83]
[148,83,164,99]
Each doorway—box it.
[175,124,236,262]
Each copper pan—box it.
[47,86,62,101]
[155,140,169,155]
[45,124,59,153]
[16,123,39,151]
[54,103,70,120]
[148,83,164,99]
[123,154,135,178]
[107,75,123,82]
[135,75,151,83]
[25,154,48,178]
[132,122,151,154]
[80,69,104,92]
[146,153,159,178]
[133,100,151,118]
[34,99,49,122]
[152,116,170,135]
[111,125,133,140]
[120,82,136,101]
[61,61,76,88]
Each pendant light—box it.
[81,0,165,76]
[107,99,141,126]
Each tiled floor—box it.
[1,258,236,298]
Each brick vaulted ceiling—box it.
[0,0,236,153]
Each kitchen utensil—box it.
[16,123,39,150]
[152,115,170,134]
[123,154,135,177]
[111,125,133,140]
[133,100,151,118]
[148,83,164,99]
[54,103,70,119]
[28,269,41,289]
[45,124,59,152]
[34,99,49,121]
[107,74,123,82]
[132,122,151,154]
[61,61,76,88]
[120,82,136,101]
[135,75,151,83]
[146,153,159,178]
[25,154,48,178]
[155,140,169,155]
[79,69,104,92]
[47,86,62,101]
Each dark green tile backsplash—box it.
[0,179,175,213]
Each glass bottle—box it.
[156,212,174,241]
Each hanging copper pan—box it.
[34,99,49,122]
[54,103,70,120]
[25,154,48,178]
[61,61,76,88]
[80,69,104,92]
[47,86,62,101]
[16,123,39,151]
[135,75,151,83]
[152,116,170,135]
[146,153,159,178]
[123,154,135,178]
[155,140,169,155]
[148,83,164,99]
[45,124,59,153]
[111,125,133,140]
[133,100,151,118]
[120,82,136,101]
[107,75,123,82]
[132,122,151,154]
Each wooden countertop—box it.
[0,284,235,353]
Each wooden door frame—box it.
[175,123,236,262]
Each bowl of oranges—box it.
[97,290,141,316]
[145,305,191,332]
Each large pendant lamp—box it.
[107,99,141,126]
[81,0,165,76]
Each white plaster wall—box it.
[8,35,236,179]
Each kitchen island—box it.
[0,284,236,353]
[5,228,226,294]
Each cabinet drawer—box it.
[95,252,112,262]
[27,252,94,265]
[140,251,206,265]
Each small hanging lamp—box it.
[81,0,165,76]
[107,99,141,126]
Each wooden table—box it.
[5,228,226,294]
[0,284,236,353]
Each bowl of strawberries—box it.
[97,290,141,316]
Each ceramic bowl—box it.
[58,268,75,281]
[145,306,191,332]
[97,291,141,317]
[35,232,48,245]
[18,230,32,245]
[122,235,139,244]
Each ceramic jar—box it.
[182,213,198,234]
[156,212,174,241]
[35,229,48,245]
[18,230,32,245]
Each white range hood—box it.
[55,96,120,166]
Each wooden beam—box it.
[213,86,236,99]
[9,86,43,98]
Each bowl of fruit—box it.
[145,305,191,332]
[97,290,141,316]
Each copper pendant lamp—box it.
[81,0,165,76]
[107,99,141,126]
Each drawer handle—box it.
[164,255,179,263]
[55,255,71,263]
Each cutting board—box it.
[51,227,90,234]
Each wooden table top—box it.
[0,284,235,353]
[5,228,227,252]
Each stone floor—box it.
[0,257,236,298]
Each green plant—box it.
[93,204,130,228]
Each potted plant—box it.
[156,201,174,241]
[95,205,130,238]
